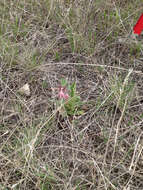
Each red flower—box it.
[133,13,143,35]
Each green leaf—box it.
[70,82,76,97]
[61,78,67,87]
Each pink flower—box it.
[58,87,69,100]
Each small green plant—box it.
[65,27,75,52]
[109,70,135,111]
[55,51,60,61]
[58,79,84,116]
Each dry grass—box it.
[0,0,143,189]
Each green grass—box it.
[0,0,143,189]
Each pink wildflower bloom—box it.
[58,87,69,100]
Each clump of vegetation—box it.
[109,69,135,112]
[57,78,84,116]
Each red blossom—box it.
[133,13,143,35]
